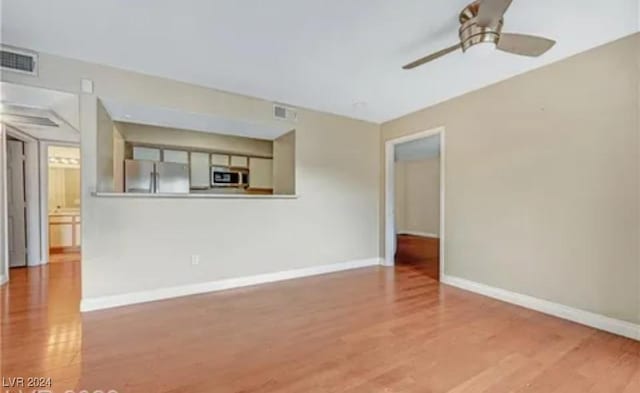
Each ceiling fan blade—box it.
[497,33,556,57]
[477,0,513,27]
[402,44,461,70]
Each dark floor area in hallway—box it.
[395,234,440,281]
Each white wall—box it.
[382,33,640,324]
[394,158,440,236]
[1,51,381,300]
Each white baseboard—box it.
[397,230,439,238]
[0,274,7,286]
[81,257,383,312]
[441,275,640,341]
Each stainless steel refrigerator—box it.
[125,159,190,193]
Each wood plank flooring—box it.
[1,260,638,392]
[395,234,440,281]
[49,250,82,264]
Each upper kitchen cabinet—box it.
[210,154,229,167]
[230,155,248,168]
[163,149,189,164]
[133,146,160,161]
[190,152,211,189]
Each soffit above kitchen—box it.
[1,0,638,123]
[102,99,292,140]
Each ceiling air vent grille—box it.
[273,104,297,122]
[2,113,59,127]
[1,46,38,75]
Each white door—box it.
[7,139,27,267]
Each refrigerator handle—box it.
[155,171,161,193]
[149,171,155,193]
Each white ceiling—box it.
[395,135,440,162]
[2,0,638,122]
[102,99,293,140]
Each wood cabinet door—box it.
[210,154,229,167]
[190,152,211,188]
[230,155,248,168]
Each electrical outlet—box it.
[191,255,200,266]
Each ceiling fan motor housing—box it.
[458,1,503,52]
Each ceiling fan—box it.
[403,0,556,70]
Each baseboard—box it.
[81,257,383,312]
[397,230,439,238]
[50,246,80,253]
[0,274,7,286]
[441,275,640,341]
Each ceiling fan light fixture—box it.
[402,0,555,70]
[464,41,496,56]
[459,1,502,53]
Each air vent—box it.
[273,104,297,122]
[1,113,59,128]
[1,46,38,75]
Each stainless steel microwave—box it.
[211,167,248,187]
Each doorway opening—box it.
[47,145,81,264]
[1,82,81,295]
[2,126,41,274]
[385,127,445,281]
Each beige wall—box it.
[395,158,440,236]
[113,123,125,193]
[273,130,296,194]
[118,122,273,157]
[48,167,81,210]
[382,33,640,324]
[1,51,381,300]
[96,100,115,192]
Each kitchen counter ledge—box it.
[92,192,298,200]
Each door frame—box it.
[1,125,7,284]
[40,140,81,263]
[384,127,445,280]
[0,126,80,279]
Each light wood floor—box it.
[1,261,638,392]
[49,250,81,264]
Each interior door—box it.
[7,139,27,267]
